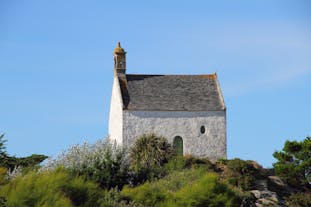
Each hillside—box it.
[0,135,310,207]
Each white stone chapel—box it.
[108,42,227,160]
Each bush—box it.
[225,159,262,190]
[129,134,173,184]
[43,138,128,189]
[122,168,205,206]
[164,156,187,172]
[165,155,214,173]
[0,196,5,207]
[170,173,241,207]
[286,192,311,207]
[122,182,167,206]
[0,167,7,185]
[122,168,242,207]
[129,133,173,170]
[0,167,109,207]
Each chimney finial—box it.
[113,42,126,75]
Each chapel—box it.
[108,42,226,160]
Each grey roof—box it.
[118,74,225,111]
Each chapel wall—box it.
[108,77,123,145]
[122,110,226,160]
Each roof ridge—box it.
[126,74,217,79]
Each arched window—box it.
[173,136,183,156]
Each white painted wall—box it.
[123,110,226,160]
[108,77,123,145]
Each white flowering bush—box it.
[43,138,129,189]
[6,166,22,180]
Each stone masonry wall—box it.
[123,110,226,160]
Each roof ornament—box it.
[114,42,126,54]
[113,42,126,74]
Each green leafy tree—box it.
[0,134,7,158]
[273,136,311,188]
[0,134,47,171]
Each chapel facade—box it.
[108,42,227,160]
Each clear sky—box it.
[1,0,310,167]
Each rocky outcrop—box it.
[249,174,291,206]
[250,189,284,207]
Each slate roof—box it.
[118,74,225,111]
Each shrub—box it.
[0,167,7,185]
[286,192,311,207]
[129,134,173,184]
[122,168,205,207]
[164,156,187,172]
[129,134,173,170]
[122,182,167,206]
[0,167,109,207]
[170,173,241,207]
[43,138,129,189]
[165,155,214,173]
[225,159,262,190]
[0,197,5,207]
[122,168,242,207]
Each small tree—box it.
[0,134,7,158]
[0,134,47,172]
[130,134,173,170]
[129,134,173,184]
[273,136,311,189]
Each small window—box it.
[200,126,205,134]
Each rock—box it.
[268,176,286,188]
[255,179,268,190]
[249,161,264,171]
[268,176,290,197]
[250,189,283,207]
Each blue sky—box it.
[1,0,310,167]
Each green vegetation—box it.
[0,133,310,206]
[0,134,47,172]
[129,133,173,184]
[224,158,264,190]
[273,136,311,189]
[122,169,242,207]
[0,167,116,207]
[44,139,129,190]
[130,133,173,170]
[285,192,311,207]
[0,134,6,157]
